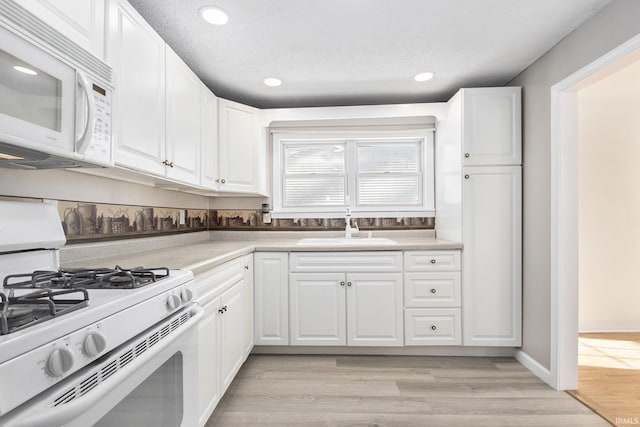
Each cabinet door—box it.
[218,98,259,193]
[15,0,107,60]
[109,0,165,175]
[200,85,219,189]
[347,273,403,347]
[219,281,245,393]
[197,295,220,426]
[243,253,254,356]
[165,46,201,184]
[290,273,346,346]
[462,87,521,166]
[254,253,289,345]
[462,166,522,346]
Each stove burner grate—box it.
[0,289,89,335]
[3,266,170,290]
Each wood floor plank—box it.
[567,333,640,426]
[206,354,608,426]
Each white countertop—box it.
[61,231,462,276]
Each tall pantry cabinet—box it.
[436,87,522,347]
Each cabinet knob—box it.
[215,178,220,183]
[431,325,437,331]
[221,179,226,184]
[340,281,345,286]
[347,281,352,287]
[464,153,470,158]
[244,265,249,270]
[430,259,436,264]
[430,288,436,294]
[464,174,470,179]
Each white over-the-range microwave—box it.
[0,4,113,170]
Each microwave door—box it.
[0,25,76,157]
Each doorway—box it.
[551,34,640,393]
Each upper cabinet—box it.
[109,0,166,175]
[200,84,219,189]
[165,45,201,185]
[461,87,521,166]
[218,99,263,194]
[14,0,108,61]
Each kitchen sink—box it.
[296,237,397,246]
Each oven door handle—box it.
[9,305,203,427]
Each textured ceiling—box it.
[127,0,612,108]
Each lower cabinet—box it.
[243,254,254,356]
[254,252,289,345]
[196,257,249,426]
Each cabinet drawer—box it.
[290,252,402,272]
[404,251,461,271]
[404,308,461,345]
[195,257,244,304]
[404,272,461,308]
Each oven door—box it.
[0,304,203,427]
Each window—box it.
[272,130,434,217]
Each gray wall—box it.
[509,0,640,369]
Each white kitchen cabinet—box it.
[347,273,403,346]
[109,0,166,175]
[15,0,107,60]
[197,294,221,427]
[462,166,522,346]
[217,98,262,193]
[200,85,219,189]
[288,253,404,347]
[254,252,289,345]
[219,280,245,393]
[461,87,521,166]
[289,272,403,347]
[242,253,254,356]
[165,45,201,185]
[290,273,346,345]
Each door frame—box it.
[550,33,640,390]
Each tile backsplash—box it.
[1,196,434,243]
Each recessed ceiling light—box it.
[199,6,229,25]
[414,72,435,82]
[13,66,37,75]
[263,77,282,87]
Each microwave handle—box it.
[75,70,96,155]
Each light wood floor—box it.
[206,355,607,426]
[567,333,640,427]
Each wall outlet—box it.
[263,212,271,224]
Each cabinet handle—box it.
[162,160,174,167]
[218,308,224,314]
[464,174,470,180]
[430,259,436,264]
[244,265,249,270]
[431,325,437,331]
[464,153,470,158]
[430,288,436,294]
[221,179,226,184]
[347,281,352,287]
[340,281,345,286]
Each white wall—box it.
[0,168,210,209]
[509,0,640,369]
[578,58,640,332]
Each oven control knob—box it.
[83,332,107,357]
[180,288,194,303]
[166,293,182,311]
[46,347,74,377]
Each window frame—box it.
[271,129,435,218]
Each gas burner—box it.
[0,289,89,335]
[3,266,170,290]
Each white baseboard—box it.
[514,349,552,386]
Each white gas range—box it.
[0,201,202,426]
